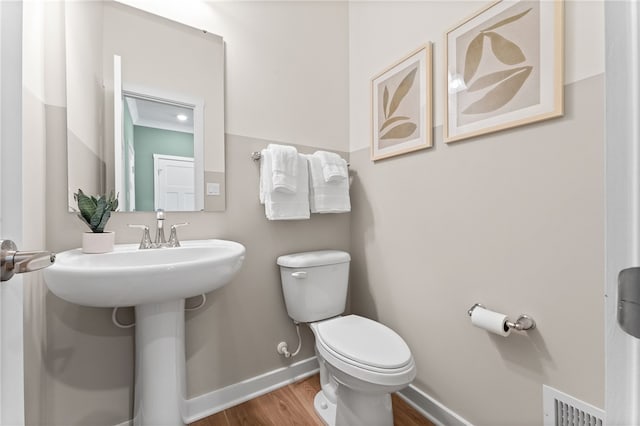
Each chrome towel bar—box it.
[251,151,350,167]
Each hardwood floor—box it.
[190,374,434,426]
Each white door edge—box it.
[0,1,25,424]
[605,2,640,424]
[114,55,124,201]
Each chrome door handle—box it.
[0,239,56,282]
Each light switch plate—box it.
[206,182,220,196]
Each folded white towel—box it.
[314,151,348,183]
[267,144,298,193]
[259,149,268,205]
[260,150,310,220]
[306,154,350,213]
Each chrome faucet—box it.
[128,210,189,249]
[154,209,167,247]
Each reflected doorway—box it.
[120,93,203,211]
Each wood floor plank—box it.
[224,397,271,426]
[256,384,319,425]
[288,374,323,423]
[189,411,229,426]
[190,374,434,426]
[392,394,434,426]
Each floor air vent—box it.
[543,385,605,426]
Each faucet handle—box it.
[168,222,189,248]
[128,224,152,249]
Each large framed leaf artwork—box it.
[371,44,432,161]
[444,0,563,143]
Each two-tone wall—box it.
[348,1,604,424]
[22,1,349,424]
[22,1,605,425]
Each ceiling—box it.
[125,96,194,134]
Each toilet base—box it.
[314,391,336,426]
[313,387,394,426]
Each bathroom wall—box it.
[348,1,604,425]
[22,1,606,425]
[65,0,105,204]
[22,1,349,425]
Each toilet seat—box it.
[316,315,412,369]
[312,315,416,387]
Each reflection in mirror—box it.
[120,93,203,212]
[65,1,225,212]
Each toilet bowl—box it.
[311,315,416,426]
[277,250,416,426]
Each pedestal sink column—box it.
[134,299,187,426]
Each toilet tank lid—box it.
[277,250,350,268]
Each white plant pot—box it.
[82,231,115,254]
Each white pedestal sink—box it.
[43,239,246,426]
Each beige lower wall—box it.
[185,134,351,396]
[26,102,350,425]
[348,74,604,425]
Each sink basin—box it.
[43,239,246,307]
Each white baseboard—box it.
[184,356,319,424]
[115,356,472,426]
[397,385,473,426]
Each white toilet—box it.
[277,250,416,426]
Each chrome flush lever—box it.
[0,239,56,282]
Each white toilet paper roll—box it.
[471,307,511,337]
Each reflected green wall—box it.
[133,126,194,211]
[123,102,134,211]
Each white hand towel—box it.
[261,151,310,220]
[268,144,298,193]
[306,154,351,213]
[314,151,348,182]
[259,149,268,205]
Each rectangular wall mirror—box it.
[65,0,225,212]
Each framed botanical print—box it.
[371,43,432,161]
[444,0,563,143]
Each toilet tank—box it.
[277,250,351,323]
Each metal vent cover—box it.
[543,385,605,426]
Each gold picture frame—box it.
[371,43,433,161]
[444,0,563,143]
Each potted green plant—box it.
[74,189,119,253]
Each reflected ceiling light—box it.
[176,114,188,121]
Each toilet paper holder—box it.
[467,303,536,331]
